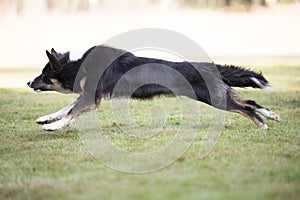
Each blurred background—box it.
[0,0,299,87]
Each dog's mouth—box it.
[34,89,42,93]
[28,81,54,92]
[33,87,54,92]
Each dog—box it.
[27,45,281,131]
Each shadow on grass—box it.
[30,128,79,141]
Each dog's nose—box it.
[27,81,32,87]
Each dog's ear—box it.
[50,49,70,64]
[46,50,58,64]
[51,48,61,57]
[59,52,70,64]
[46,50,62,72]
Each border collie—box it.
[27,46,281,131]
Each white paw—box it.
[269,112,281,122]
[258,123,268,130]
[42,117,72,131]
[257,109,281,122]
[36,104,74,124]
[36,115,57,124]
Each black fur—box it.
[30,46,269,97]
[28,45,280,130]
[29,46,264,107]
[87,48,265,105]
[216,64,268,88]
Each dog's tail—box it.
[216,64,272,90]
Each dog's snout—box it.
[27,81,32,88]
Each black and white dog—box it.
[28,46,281,131]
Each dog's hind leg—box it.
[226,94,269,129]
[244,100,281,122]
[36,103,75,124]
[228,105,268,129]
[208,88,270,129]
[193,85,268,129]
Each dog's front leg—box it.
[42,92,99,131]
[36,104,75,124]
[42,115,74,131]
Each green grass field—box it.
[0,62,299,200]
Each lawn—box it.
[0,62,299,200]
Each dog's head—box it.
[27,48,72,93]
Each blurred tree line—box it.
[181,0,299,8]
[0,0,299,15]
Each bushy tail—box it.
[216,64,272,90]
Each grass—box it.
[0,63,300,200]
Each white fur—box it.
[250,77,274,91]
[259,123,268,130]
[79,77,87,90]
[42,117,73,131]
[257,108,281,122]
[36,104,74,124]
